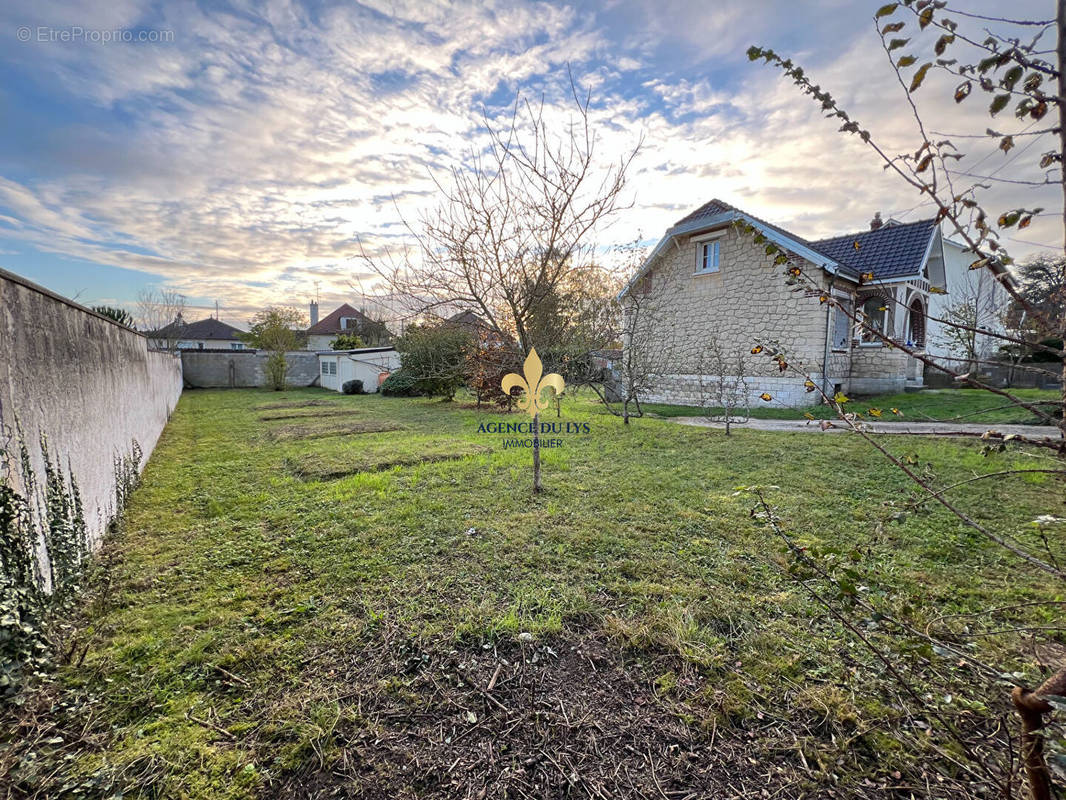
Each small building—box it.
[317,347,400,393]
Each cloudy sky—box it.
[0,0,1058,326]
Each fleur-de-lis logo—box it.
[502,348,565,418]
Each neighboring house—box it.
[317,347,400,392]
[147,315,248,350]
[620,199,1010,407]
[926,237,1009,366]
[306,302,392,350]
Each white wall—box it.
[176,339,246,350]
[318,349,399,392]
[0,268,183,551]
[926,238,1007,364]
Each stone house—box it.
[619,199,1004,407]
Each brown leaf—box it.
[909,63,932,92]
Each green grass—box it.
[7,388,1064,798]
[642,387,1062,424]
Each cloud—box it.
[0,0,1057,318]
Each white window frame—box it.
[693,232,723,275]
[830,294,852,352]
[856,296,889,347]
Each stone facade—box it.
[629,225,848,407]
[626,223,922,406]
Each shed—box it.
[317,347,400,393]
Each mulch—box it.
[266,632,807,799]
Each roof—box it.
[150,316,244,341]
[444,310,489,329]
[810,218,939,281]
[307,303,372,335]
[621,198,851,298]
[315,346,397,356]
[623,198,942,298]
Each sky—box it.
[0,0,1059,328]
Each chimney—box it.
[309,300,319,326]
[870,211,883,231]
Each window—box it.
[321,361,337,376]
[230,342,244,350]
[831,302,851,351]
[197,342,204,350]
[857,296,888,345]
[696,240,720,274]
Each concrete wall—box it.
[181,350,320,388]
[0,268,183,548]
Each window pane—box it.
[832,305,850,349]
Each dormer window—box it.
[694,234,722,275]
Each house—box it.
[306,302,392,350]
[620,199,1010,406]
[926,237,1008,366]
[147,315,248,350]
[317,346,400,392]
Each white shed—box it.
[317,347,400,393]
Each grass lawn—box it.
[642,387,1063,425]
[3,389,1063,798]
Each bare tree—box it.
[746,5,1066,796]
[695,334,750,436]
[574,240,687,425]
[363,84,639,492]
[136,288,186,352]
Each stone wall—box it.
[628,224,849,407]
[0,268,183,549]
[181,350,320,388]
[849,345,909,395]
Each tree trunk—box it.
[532,412,542,493]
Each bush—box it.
[264,351,287,391]
[379,370,423,397]
[394,325,473,399]
[341,379,365,395]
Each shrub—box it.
[264,351,287,391]
[379,370,422,397]
[394,325,472,399]
[341,379,365,395]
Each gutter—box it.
[822,277,834,398]
[617,211,857,301]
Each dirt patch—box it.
[255,399,342,411]
[264,632,799,799]
[289,443,492,481]
[270,421,403,442]
[260,408,354,421]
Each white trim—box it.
[692,230,726,243]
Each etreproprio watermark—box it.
[16,26,175,44]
